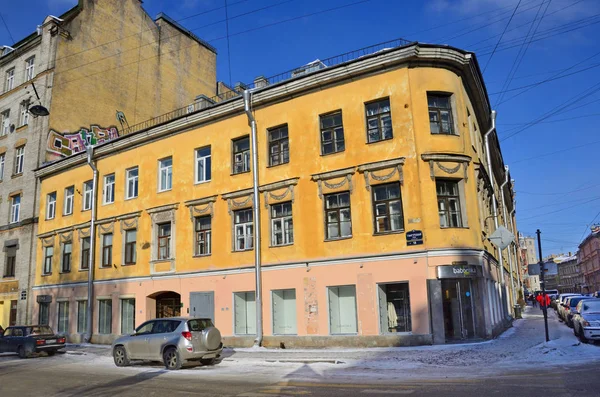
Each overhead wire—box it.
[0,13,15,44]
[482,0,523,73]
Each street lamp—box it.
[28,82,50,117]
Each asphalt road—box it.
[1,351,599,397]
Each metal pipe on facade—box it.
[500,166,516,308]
[510,207,522,295]
[84,146,98,343]
[484,110,507,318]
[243,89,263,347]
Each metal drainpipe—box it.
[85,146,98,343]
[500,166,516,309]
[243,89,263,347]
[510,205,523,295]
[484,110,507,319]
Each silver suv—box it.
[112,317,222,370]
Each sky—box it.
[1,0,599,257]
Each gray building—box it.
[557,255,583,293]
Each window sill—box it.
[440,226,469,230]
[324,236,353,242]
[231,171,251,176]
[150,259,172,264]
[11,173,23,179]
[124,195,138,201]
[99,265,112,269]
[63,212,73,217]
[233,248,254,253]
[269,243,294,248]
[81,208,91,212]
[157,188,172,194]
[2,276,15,279]
[16,124,28,133]
[366,136,394,145]
[59,271,71,274]
[46,216,55,221]
[79,268,89,272]
[320,149,345,157]
[122,263,137,267]
[373,230,405,236]
[192,254,211,258]
[266,161,290,169]
[41,273,52,277]
[102,201,115,206]
[431,132,459,137]
[194,180,211,186]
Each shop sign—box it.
[437,264,479,279]
[406,230,423,246]
[36,295,52,303]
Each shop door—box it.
[9,300,17,326]
[190,292,214,323]
[156,292,181,318]
[441,279,475,340]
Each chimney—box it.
[254,76,269,89]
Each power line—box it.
[0,13,15,44]
[510,138,600,164]
[224,0,233,87]
[578,210,600,244]
[518,196,600,221]
[519,194,600,212]
[500,112,600,125]
[516,183,600,196]
[482,0,522,73]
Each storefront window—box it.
[378,283,412,333]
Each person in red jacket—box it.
[536,293,551,309]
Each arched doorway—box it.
[150,291,181,318]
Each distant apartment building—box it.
[579,229,600,294]
[0,0,217,327]
[520,234,539,291]
[557,254,583,293]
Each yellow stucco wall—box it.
[36,65,504,287]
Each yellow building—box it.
[33,41,521,346]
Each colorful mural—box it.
[47,125,119,158]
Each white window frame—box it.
[0,153,5,181]
[57,301,69,334]
[270,202,293,246]
[46,192,56,220]
[83,180,93,211]
[234,208,253,252]
[125,167,138,199]
[14,146,24,175]
[10,195,21,224]
[1,110,9,136]
[158,157,172,192]
[103,173,115,204]
[195,146,211,184]
[25,57,35,81]
[64,186,74,215]
[43,245,53,274]
[5,68,14,91]
[19,102,29,126]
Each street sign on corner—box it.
[406,229,423,246]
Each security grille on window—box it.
[437,179,463,228]
[81,237,90,270]
[195,216,211,256]
[14,146,25,174]
[158,157,172,192]
[103,174,115,204]
[1,110,9,136]
[77,300,87,333]
[195,147,211,183]
[62,242,72,273]
[328,285,358,334]
[324,192,352,239]
[44,246,53,274]
[271,202,293,246]
[124,230,137,265]
[232,136,250,174]
[4,246,16,278]
[320,111,345,155]
[126,167,139,199]
[58,301,69,334]
[5,68,14,91]
[10,195,21,224]
[428,94,455,135]
[64,186,74,215]
[25,57,35,81]
[372,183,404,233]
[19,102,30,126]
[365,98,393,143]
[0,153,4,181]
[268,125,289,166]
[234,291,256,335]
[272,289,297,335]
[46,192,56,219]
[234,209,253,251]
[102,233,113,267]
[121,299,135,335]
[98,299,112,334]
[158,223,171,260]
[83,180,93,211]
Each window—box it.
[103,174,115,204]
[102,233,113,267]
[25,57,35,81]
[328,285,358,334]
[195,216,211,256]
[365,98,393,143]
[14,146,24,175]
[268,125,289,166]
[81,237,90,270]
[61,242,72,273]
[195,147,211,183]
[77,300,87,333]
[158,223,171,260]
[64,186,74,215]
[1,109,9,136]
[121,299,135,335]
[428,94,455,135]
[124,230,137,265]
[272,289,297,335]
[10,195,21,224]
[58,301,69,334]
[46,192,56,220]
[43,246,53,275]
[83,180,93,211]
[234,209,253,251]
[4,246,16,278]
[234,292,256,335]
[372,183,404,233]
[39,302,49,326]
[324,192,352,240]
[98,299,112,335]
[19,101,29,126]
[0,153,5,181]
[158,157,172,192]
[232,136,250,174]
[320,111,345,155]
[125,167,138,199]
[5,68,14,91]
[437,179,463,228]
[378,283,411,333]
[271,202,293,246]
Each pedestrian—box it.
[530,294,537,308]
[536,293,550,310]
[0,324,4,335]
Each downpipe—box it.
[500,166,517,311]
[85,146,98,343]
[243,89,263,347]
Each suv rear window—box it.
[188,319,213,332]
[26,326,54,336]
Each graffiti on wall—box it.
[47,125,119,157]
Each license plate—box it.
[46,339,56,344]
[203,353,216,359]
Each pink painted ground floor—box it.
[32,249,514,346]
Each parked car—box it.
[112,317,223,370]
[555,293,579,312]
[572,299,600,343]
[558,294,581,320]
[565,296,594,327]
[0,325,66,358]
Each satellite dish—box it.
[29,104,50,117]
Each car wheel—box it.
[163,347,182,370]
[47,351,56,357]
[18,346,28,359]
[200,358,217,366]
[574,325,579,336]
[579,326,589,344]
[113,346,130,367]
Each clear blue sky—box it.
[2,0,599,256]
